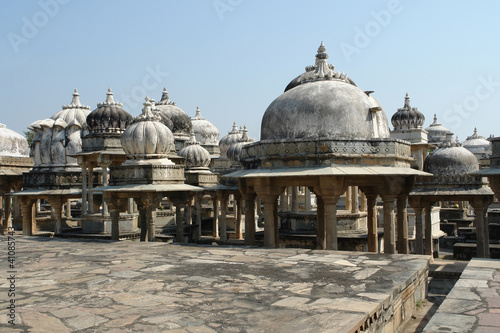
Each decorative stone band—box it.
[415,174,490,186]
[239,138,413,169]
[109,164,185,186]
[22,169,100,190]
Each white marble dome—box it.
[191,106,220,146]
[0,123,29,157]
[462,128,491,158]
[425,115,454,147]
[50,88,90,125]
[424,145,479,177]
[178,132,211,168]
[155,88,192,136]
[219,122,242,157]
[261,42,390,141]
[121,97,175,160]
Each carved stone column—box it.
[20,197,36,236]
[470,197,493,258]
[366,194,378,253]
[424,202,434,257]
[4,194,12,231]
[79,158,88,215]
[137,193,159,242]
[235,195,243,239]
[242,193,256,246]
[381,195,397,254]
[397,194,409,254]
[305,188,312,211]
[316,196,325,250]
[351,186,359,214]
[291,186,298,212]
[105,195,128,241]
[254,178,284,248]
[210,193,219,238]
[47,197,63,234]
[194,193,203,241]
[218,192,229,241]
[88,166,94,214]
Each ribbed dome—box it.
[191,106,220,146]
[227,125,252,162]
[178,132,211,168]
[155,88,192,136]
[391,93,425,130]
[425,115,453,146]
[424,145,479,177]
[462,128,491,157]
[0,123,29,157]
[219,122,242,157]
[50,89,90,125]
[86,88,133,134]
[261,43,390,140]
[121,97,175,160]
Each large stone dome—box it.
[155,88,192,136]
[424,145,479,177]
[0,123,29,157]
[391,93,425,130]
[261,42,390,141]
[86,88,133,134]
[121,97,175,160]
[191,106,220,146]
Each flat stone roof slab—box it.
[0,237,430,332]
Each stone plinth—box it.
[109,163,185,186]
[81,213,138,234]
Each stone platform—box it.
[0,237,430,332]
[423,258,500,332]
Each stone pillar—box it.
[316,196,325,250]
[100,163,110,216]
[88,167,94,214]
[291,186,299,212]
[279,192,286,212]
[360,192,367,212]
[219,193,229,241]
[110,209,120,241]
[186,197,192,226]
[470,197,492,258]
[397,194,409,254]
[66,199,72,219]
[13,195,21,221]
[424,203,433,257]
[128,198,134,214]
[21,199,35,236]
[4,195,12,231]
[81,164,88,215]
[366,194,378,253]
[243,194,256,246]
[48,197,63,234]
[414,207,424,255]
[382,195,396,254]
[106,196,127,241]
[0,195,4,230]
[262,196,278,247]
[195,193,202,241]
[211,194,219,238]
[324,197,340,250]
[175,203,185,243]
[138,203,147,242]
[345,187,352,211]
[351,186,359,214]
[235,196,243,239]
[305,188,312,211]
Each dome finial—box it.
[158,87,175,106]
[241,125,249,141]
[141,96,154,118]
[404,92,411,108]
[71,88,82,106]
[105,87,115,104]
[432,114,438,125]
[194,106,203,119]
[230,121,239,134]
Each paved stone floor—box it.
[423,258,500,333]
[0,236,430,333]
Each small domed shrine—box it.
[425,114,454,148]
[410,142,494,258]
[191,106,221,157]
[226,42,429,253]
[16,89,92,235]
[97,97,201,241]
[390,93,430,170]
[76,88,134,234]
[0,123,32,233]
[227,125,252,164]
[462,128,492,163]
[155,87,192,151]
[219,122,242,157]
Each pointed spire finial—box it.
[71,88,82,106]
[105,87,115,104]
[196,106,201,117]
[404,93,410,109]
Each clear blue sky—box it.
[1,0,499,142]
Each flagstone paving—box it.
[423,258,500,333]
[0,236,431,332]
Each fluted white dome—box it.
[50,88,90,125]
[178,132,211,168]
[121,97,175,160]
[155,88,192,136]
[227,125,252,162]
[0,123,29,157]
[191,106,220,146]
